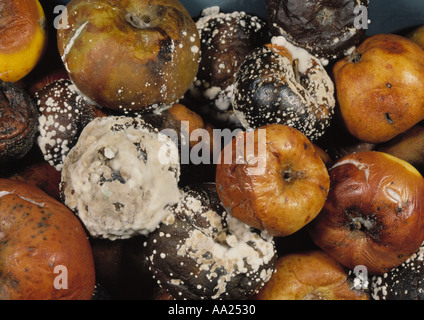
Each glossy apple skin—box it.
[308,151,424,275]
[216,124,330,237]
[333,34,424,144]
[57,0,200,112]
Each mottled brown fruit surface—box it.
[0,81,38,163]
[308,151,424,274]
[0,179,95,300]
[255,250,370,300]
[333,34,424,143]
[265,0,368,61]
[57,0,200,112]
[216,124,330,237]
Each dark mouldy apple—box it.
[231,37,335,142]
[187,7,271,129]
[370,243,424,300]
[265,0,369,63]
[8,160,62,201]
[144,182,277,300]
[0,80,38,164]
[35,79,105,171]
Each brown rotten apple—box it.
[0,179,95,300]
[216,124,330,237]
[307,151,424,275]
[333,33,424,144]
[57,0,200,112]
[255,250,369,300]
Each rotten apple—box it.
[0,179,95,300]
[307,151,424,275]
[333,33,424,144]
[57,0,200,113]
[0,0,47,82]
[216,123,330,237]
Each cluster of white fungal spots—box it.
[189,6,269,127]
[36,79,86,171]
[61,116,181,240]
[370,243,424,300]
[145,184,276,300]
[108,26,199,113]
[60,10,200,113]
[232,36,335,141]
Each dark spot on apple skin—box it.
[348,51,362,63]
[156,29,174,63]
[385,113,394,125]
[384,41,407,54]
[386,64,393,69]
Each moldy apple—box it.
[57,0,200,113]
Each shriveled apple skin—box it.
[308,151,424,275]
[333,34,424,144]
[216,124,330,237]
[57,0,200,112]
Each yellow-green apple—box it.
[333,34,424,144]
[57,0,200,113]
[307,151,424,275]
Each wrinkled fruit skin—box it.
[308,151,424,275]
[57,0,200,112]
[333,33,424,144]
[0,81,38,163]
[265,0,368,61]
[0,179,96,300]
[216,124,330,237]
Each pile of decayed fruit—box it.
[2,0,424,300]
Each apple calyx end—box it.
[348,51,362,63]
[125,12,152,30]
